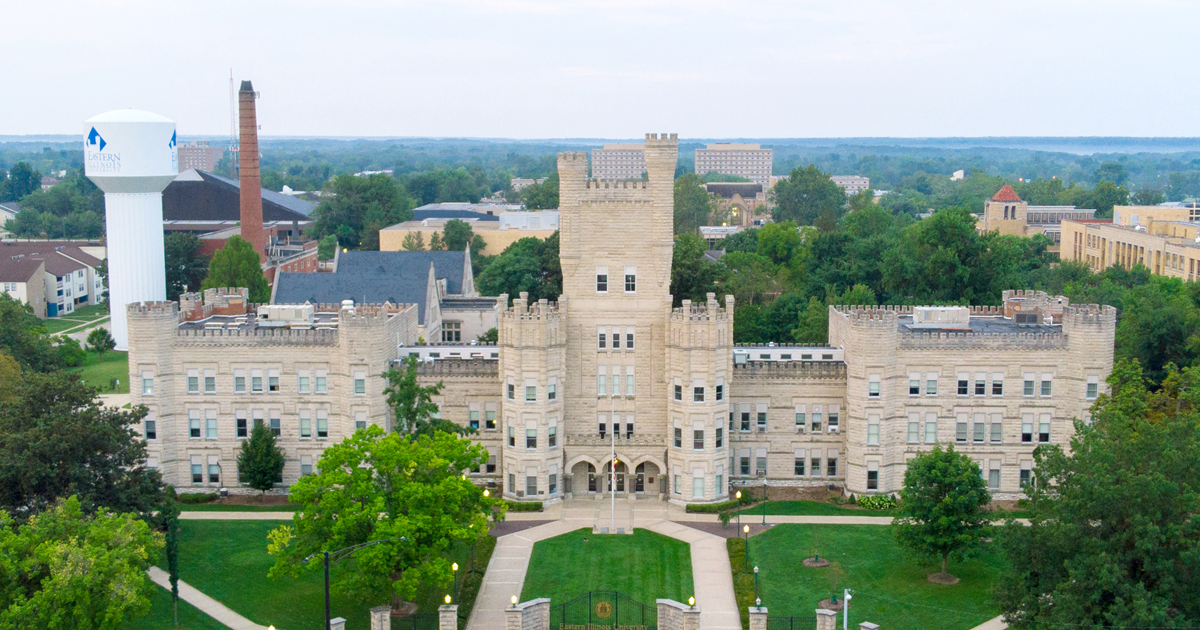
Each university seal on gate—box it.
[595,601,613,618]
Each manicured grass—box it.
[748,525,1004,630]
[521,528,694,607]
[160,519,488,630]
[737,500,896,517]
[128,584,227,630]
[43,303,110,333]
[67,350,129,393]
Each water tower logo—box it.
[85,126,121,173]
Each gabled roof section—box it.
[161,169,316,223]
[272,250,470,324]
[992,184,1023,202]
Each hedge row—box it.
[504,500,543,512]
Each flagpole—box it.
[611,387,616,532]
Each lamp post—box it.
[760,471,767,525]
[735,490,742,535]
[753,565,759,601]
[452,562,459,600]
[307,536,408,630]
[843,589,852,630]
[742,524,750,571]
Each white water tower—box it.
[84,110,178,350]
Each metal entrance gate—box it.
[548,591,655,630]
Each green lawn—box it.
[43,303,110,334]
[67,350,129,393]
[154,519,486,630]
[737,500,896,517]
[748,525,1004,630]
[521,528,694,607]
[129,584,227,630]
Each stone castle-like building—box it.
[128,134,1116,505]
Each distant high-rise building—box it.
[177,141,225,173]
[831,175,871,195]
[694,144,772,187]
[590,144,646,180]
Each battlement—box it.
[834,305,907,324]
[644,132,679,144]
[732,360,848,381]
[174,326,340,346]
[1062,304,1118,326]
[128,301,181,318]
[338,303,413,325]
[670,294,734,323]
[558,151,588,162]
[498,292,564,322]
[414,358,499,378]
[899,330,1066,350]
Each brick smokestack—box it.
[238,80,266,262]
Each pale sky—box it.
[6,0,1199,139]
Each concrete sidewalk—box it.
[672,512,1029,526]
[645,521,741,630]
[466,519,586,630]
[147,566,266,630]
[971,615,1007,629]
[180,511,295,520]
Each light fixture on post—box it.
[452,562,459,599]
[445,595,452,605]
[743,524,750,570]
[735,490,742,535]
[753,565,759,601]
[511,595,518,607]
[688,596,695,609]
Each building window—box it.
[795,406,806,432]
[867,463,879,490]
[827,456,837,478]
[956,415,969,443]
[299,411,311,438]
[756,409,767,431]
[597,330,606,349]
[973,416,985,443]
[268,369,281,392]
[204,369,216,394]
[526,475,537,496]
[268,410,281,437]
[673,379,682,401]
[992,377,1004,396]
[191,461,203,484]
[926,375,938,396]
[598,370,607,396]
[739,454,750,475]
[301,455,313,476]
[693,386,704,403]
[507,382,515,400]
[1021,414,1034,443]
[958,374,969,396]
[187,370,199,394]
[205,410,218,439]
[988,465,1001,490]
[469,405,480,430]
[990,415,1003,443]
[526,428,536,449]
[486,451,497,473]
[693,428,704,450]
[828,406,839,432]
[251,370,263,393]
[794,456,805,476]
[715,426,723,448]
[868,374,880,398]
[549,469,558,495]
[1023,377,1035,397]
[526,385,536,402]
[316,410,328,439]
[715,382,724,401]
[974,377,986,396]
[485,404,496,430]
[1086,378,1099,400]
[740,410,751,432]
[442,321,461,343]
[548,380,557,401]
[909,377,920,396]
[626,332,634,350]
[811,407,823,433]
[907,414,919,443]
[755,451,767,476]
[925,413,938,444]
[867,415,879,445]
[626,369,635,397]
[142,371,154,395]
[208,459,219,484]
[298,372,310,394]
[1040,377,1053,397]
[314,370,327,394]
[548,423,557,448]
[353,371,366,395]
[624,266,637,293]
[144,419,156,440]
[189,410,201,438]
[1038,414,1051,442]
[674,426,682,448]
[355,410,367,431]
[596,266,608,292]
[692,470,704,499]
[1020,462,1032,486]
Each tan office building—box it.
[590,145,646,180]
[694,144,772,187]
[977,184,1097,253]
[1061,203,1200,279]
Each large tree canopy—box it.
[772,165,846,226]
[476,233,561,303]
[311,173,415,250]
[993,360,1200,628]
[201,235,270,303]
[267,428,503,610]
[164,232,210,301]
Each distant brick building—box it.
[694,144,772,187]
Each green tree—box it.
[477,328,498,344]
[442,219,475,251]
[719,251,780,306]
[384,355,469,436]
[201,235,269,303]
[237,421,285,493]
[670,233,720,306]
[0,370,169,518]
[522,173,559,210]
[755,221,806,267]
[1114,277,1199,384]
[0,496,163,629]
[0,352,19,404]
[267,427,503,612]
[0,294,58,372]
[0,162,41,202]
[165,511,181,627]
[673,173,714,235]
[721,228,759,253]
[701,171,751,183]
[401,231,425,251]
[428,231,445,251]
[772,165,846,225]
[86,327,116,357]
[1131,188,1166,206]
[164,232,210,301]
[791,296,829,344]
[893,445,991,581]
[476,234,562,303]
[311,173,415,250]
[993,360,1200,628]
[317,234,339,260]
[53,335,86,368]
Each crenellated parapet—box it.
[175,326,340,346]
[414,358,500,378]
[732,360,847,381]
[668,294,734,349]
[899,330,1066,350]
[1062,303,1117,327]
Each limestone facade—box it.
[1061,204,1200,279]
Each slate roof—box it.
[272,250,469,324]
[162,170,316,223]
[0,242,102,278]
[991,184,1023,202]
[705,182,764,199]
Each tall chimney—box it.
[238,80,266,262]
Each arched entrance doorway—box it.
[602,461,628,493]
[633,462,660,494]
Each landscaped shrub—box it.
[726,537,756,629]
[177,492,217,504]
[857,495,899,510]
[504,500,542,512]
[456,535,497,629]
[686,492,754,513]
